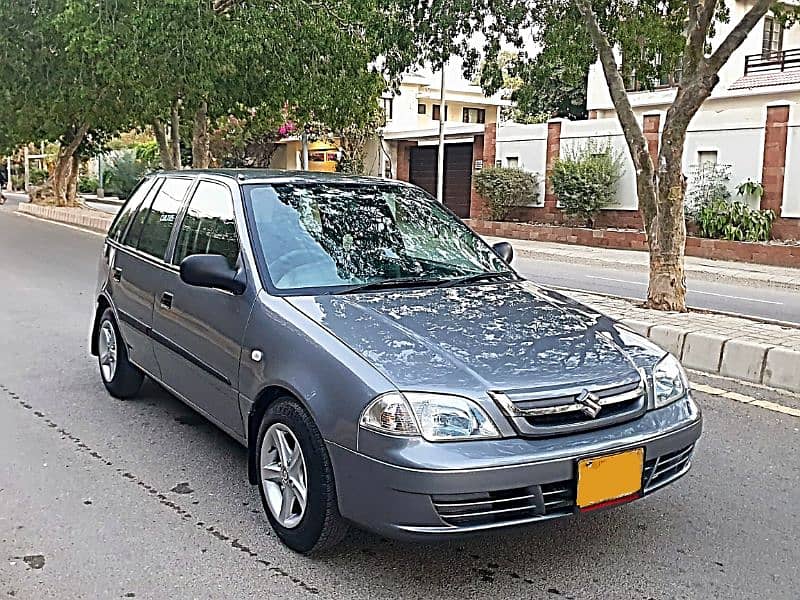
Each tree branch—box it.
[574,0,650,166]
[708,0,773,72]
[683,0,718,77]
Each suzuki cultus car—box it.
[91,170,702,553]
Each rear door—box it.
[110,176,194,378]
[105,177,162,377]
[151,179,252,437]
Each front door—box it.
[151,180,252,438]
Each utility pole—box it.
[300,131,309,170]
[23,147,30,192]
[436,60,446,203]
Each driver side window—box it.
[174,181,240,269]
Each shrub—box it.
[11,175,24,190]
[695,198,775,242]
[686,163,731,216]
[134,141,160,169]
[78,175,99,194]
[473,166,539,221]
[736,178,764,206]
[29,167,48,186]
[550,139,623,226]
[104,151,147,199]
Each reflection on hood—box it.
[288,281,664,392]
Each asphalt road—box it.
[512,255,800,325]
[1,204,799,599]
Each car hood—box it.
[287,281,645,392]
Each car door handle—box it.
[112,267,122,282]
[160,292,174,310]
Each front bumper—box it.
[327,395,702,541]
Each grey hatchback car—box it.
[91,170,702,554]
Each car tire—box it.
[256,397,348,554]
[96,308,144,399]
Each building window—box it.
[417,103,427,115]
[432,104,448,121]
[698,150,718,165]
[506,157,519,168]
[382,97,393,121]
[462,107,486,124]
[762,16,783,59]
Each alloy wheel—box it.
[98,320,118,382]
[260,423,308,529]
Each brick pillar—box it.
[543,121,562,212]
[395,141,413,182]
[761,105,790,215]
[470,134,486,219]
[643,114,661,162]
[470,123,497,219]
[588,110,598,119]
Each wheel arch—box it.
[247,384,301,484]
[90,295,113,356]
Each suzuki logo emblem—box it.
[576,389,602,418]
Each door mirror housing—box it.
[492,241,514,264]
[180,254,245,295]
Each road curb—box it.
[17,203,112,233]
[617,317,800,395]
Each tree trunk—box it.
[65,154,80,205]
[170,98,182,169]
[49,123,89,207]
[575,0,774,312]
[153,118,175,170]
[192,100,210,168]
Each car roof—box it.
[157,169,411,187]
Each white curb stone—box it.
[681,332,726,373]
[619,319,652,337]
[649,325,686,358]
[720,339,771,383]
[763,347,800,392]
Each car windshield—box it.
[244,182,510,293]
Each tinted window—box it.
[136,178,193,259]
[122,179,162,247]
[108,178,155,242]
[174,181,239,268]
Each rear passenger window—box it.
[108,178,155,242]
[174,181,239,268]
[136,178,193,260]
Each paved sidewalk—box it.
[570,290,800,394]
[486,235,800,291]
[14,203,800,394]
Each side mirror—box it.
[492,241,514,264]
[180,254,245,295]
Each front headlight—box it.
[360,392,500,441]
[652,354,688,408]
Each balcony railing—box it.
[744,48,800,75]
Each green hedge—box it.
[473,166,539,221]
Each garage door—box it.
[408,143,473,218]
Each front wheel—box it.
[96,308,143,399]
[256,398,348,554]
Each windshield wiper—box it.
[437,270,517,288]
[332,277,445,295]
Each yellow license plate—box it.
[576,448,644,509]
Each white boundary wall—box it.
[496,103,791,214]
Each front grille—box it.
[643,444,694,492]
[490,374,647,437]
[432,479,576,527]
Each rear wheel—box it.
[256,398,348,554]
[96,308,143,399]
